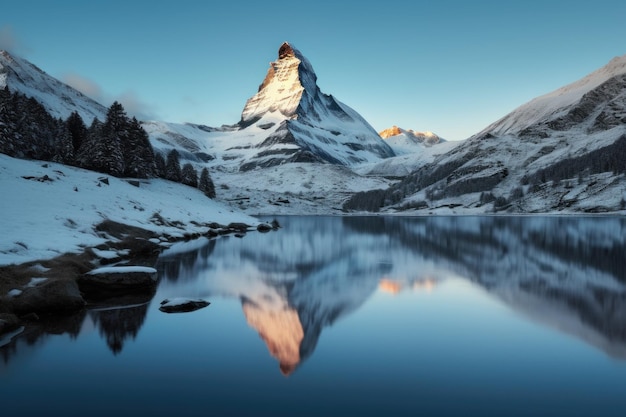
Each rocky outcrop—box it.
[9,279,85,315]
[77,266,158,298]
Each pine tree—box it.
[75,101,129,176]
[52,118,74,164]
[198,167,216,198]
[124,117,155,178]
[165,149,182,182]
[155,152,166,178]
[65,111,88,155]
[181,163,198,187]
[77,119,123,176]
[0,86,18,156]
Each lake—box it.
[2,215,626,417]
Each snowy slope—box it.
[0,50,106,123]
[0,153,256,266]
[354,140,459,177]
[479,55,626,136]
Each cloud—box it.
[62,73,105,102]
[115,91,160,121]
[62,73,160,121]
[0,25,28,54]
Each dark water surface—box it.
[2,216,626,416]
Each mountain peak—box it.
[278,42,295,59]
[241,41,314,123]
[379,125,442,146]
[235,42,394,169]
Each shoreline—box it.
[0,219,275,341]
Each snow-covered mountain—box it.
[145,42,394,172]
[236,42,394,169]
[0,50,106,123]
[379,125,443,154]
[479,55,626,137]
[345,54,626,213]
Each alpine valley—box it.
[1,42,626,268]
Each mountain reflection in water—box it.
[153,215,626,373]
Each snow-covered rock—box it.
[78,266,158,295]
[159,297,210,313]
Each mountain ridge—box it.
[345,53,626,214]
[0,50,106,123]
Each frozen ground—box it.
[0,153,257,266]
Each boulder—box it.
[257,223,273,233]
[159,298,210,313]
[0,313,21,334]
[78,266,158,298]
[227,222,251,232]
[10,279,85,315]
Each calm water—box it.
[2,216,626,417]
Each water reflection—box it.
[1,310,84,366]
[89,303,149,355]
[1,297,151,366]
[3,216,626,374]
[155,215,626,373]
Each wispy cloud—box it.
[62,73,104,102]
[0,25,28,54]
[115,91,160,121]
[62,73,160,121]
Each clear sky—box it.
[2,0,625,141]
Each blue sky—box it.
[2,0,625,141]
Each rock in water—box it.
[159,298,210,313]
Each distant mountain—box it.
[0,50,106,123]
[379,125,443,155]
[144,42,394,172]
[478,55,626,137]
[345,54,626,213]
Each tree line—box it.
[0,86,215,198]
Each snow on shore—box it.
[0,154,257,266]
